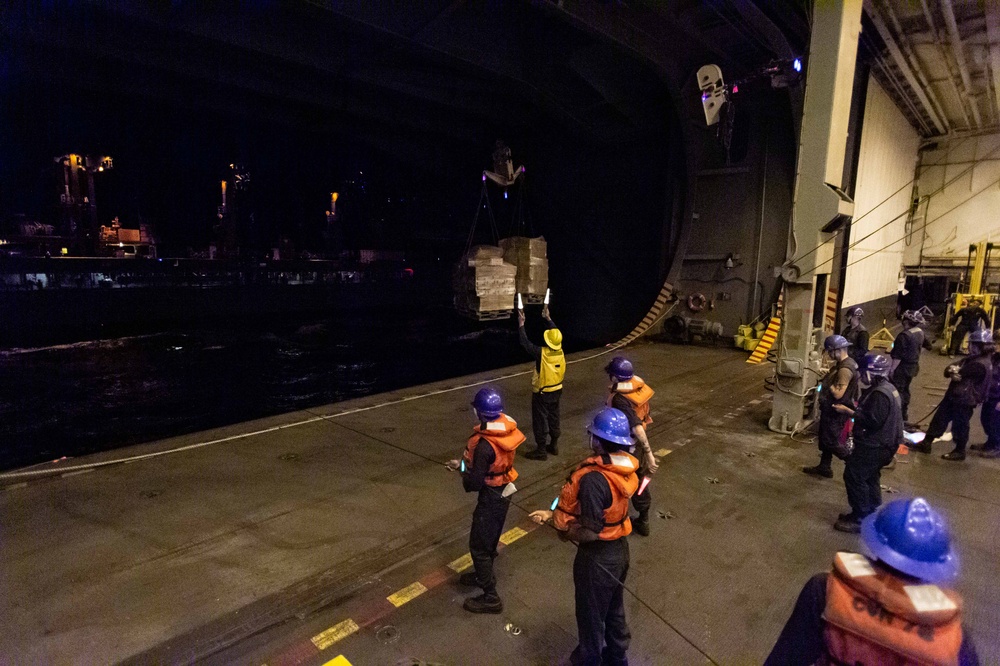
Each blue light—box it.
[793,58,802,72]
[550,496,559,511]
[504,191,508,199]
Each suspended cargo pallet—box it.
[454,245,517,321]
[499,236,547,300]
[455,305,515,321]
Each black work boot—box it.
[463,592,503,614]
[525,448,547,461]
[970,442,987,451]
[546,438,559,455]
[942,449,966,461]
[909,441,932,454]
[458,572,481,588]
[633,513,650,536]
[833,515,862,533]
[802,464,833,478]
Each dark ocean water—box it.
[0,307,546,471]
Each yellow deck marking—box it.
[321,657,354,666]
[387,581,427,607]
[653,448,672,457]
[747,316,781,364]
[311,619,359,650]
[447,553,473,572]
[499,526,528,545]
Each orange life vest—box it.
[821,552,963,666]
[607,376,655,427]
[553,453,639,540]
[463,413,525,487]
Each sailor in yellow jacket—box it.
[519,303,566,461]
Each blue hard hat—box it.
[587,407,634,447]
[902,310,926,325]
[824,334,851,352]
[861,497,958,583]
[863,352,892,376]
[604,357,634,381]
[968,328,994,344]
[471,387,503,420]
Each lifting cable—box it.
[789,136,976,270]
[802,139,1000,278]
[799,174,1000,281]
[464,180,500,255]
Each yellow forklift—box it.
[941,241,998,354]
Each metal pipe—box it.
[985,9,1000,126]
[865,0,947,134]
[940,0,982,129]
[880,0,951,132]
[750,130,769,322]
[918,0,972,131]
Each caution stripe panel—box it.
[747,316,781,364]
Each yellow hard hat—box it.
[543,328,563,351]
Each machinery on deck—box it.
[941,241,998,353]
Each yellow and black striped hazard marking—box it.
[746,316,781,364]
[615,282,673,347]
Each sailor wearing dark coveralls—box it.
[530,408,639,666]
[447,387,525,614]
[803,335,859,479]
[519,304,566,461]
[972,335,1000,457]
[831,353,903,534]
[890,309,927,423]
[841,306,869,367]
[604,357,657,536]
[913,328,993,462]
[949,298,989,356]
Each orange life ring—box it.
[687,293,707,312]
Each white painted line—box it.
[0,309,681,482]
[62,469,94,478]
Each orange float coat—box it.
[607,376,655,427]
[553,453,639,540]
[462,413,525,487]
[821,552,963,666]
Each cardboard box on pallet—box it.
[499,236,548,296]
[454,245,517,315]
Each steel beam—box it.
[864,0,948,135]
[879,0,952,134]
[985,7,1000,125]
[941,0,983,129]
[771,0,862,434]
